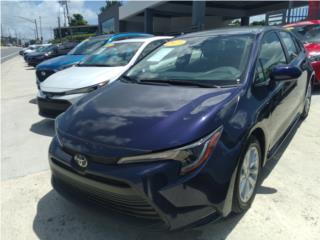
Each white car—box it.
[22,44,51,56]
[37,36,173,118]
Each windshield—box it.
[68,38,107,55]
[286,24,320,43]
[35,46,48,52]
[125,35,254,86]
[36,45,55,53]
[79,42,143,67]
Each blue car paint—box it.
[36,32,153,74]
[49,27,312,229]
[36,54,86,71]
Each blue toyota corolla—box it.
[49,27,313,230]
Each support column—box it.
[192,1,206,31]
[144,8,153,33]
[241,16,249,26]
[119,20,126,33]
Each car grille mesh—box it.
[52,159,161,220]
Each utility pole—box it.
[58,16,62,43]
[39,16,43,43]
[59,1,70,26]
[63,6,67,27]
[34,19,39,41]
[15,16,39,41]
[65,0,70,25]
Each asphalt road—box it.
[1,46,21,63]
[1,56,320,239]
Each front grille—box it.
[62,145,119,165]
[51,157,127,187]
[51,160,160,219]
[36,70,55,82]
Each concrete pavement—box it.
[1,47,22,63]
[1,56,52,180]
[1,56,320,239]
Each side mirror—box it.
[270,64,302,81]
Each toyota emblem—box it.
[40,71,46,76]
[74,154,88,168]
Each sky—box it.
[1,0,107,41]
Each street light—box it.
[15,16,39,41]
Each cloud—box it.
[1,0,99,42]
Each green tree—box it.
[231,19,241,26]
[100,0,122,13]
[250,20,266,26]
[70,14,88,26]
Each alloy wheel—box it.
[304,81,312,115]
[239,145,260,203]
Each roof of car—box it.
[284,20,320,27]
[112,36,173,44]
[88,32,153,41]
[178,26,281,38]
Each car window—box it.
[257,32,287,82]
[279,31,299,61]
[68,38,107,55]
[138,40,167,61]
[79,42,143,67]
[286,24,320,44]
[126,34,254,85]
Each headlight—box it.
[64,81,109,95]
[309,52,320,62]
[118,126,223,174]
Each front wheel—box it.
[301,80,312,120]
[233,137,261,213]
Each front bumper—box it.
[27,58,44,67]
[49,136,238,229]
[37,97,71,118]
[37,91,85,118]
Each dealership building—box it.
[53,25,99,39]
[98,1,318,35]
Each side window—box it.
[279,31,299,61]
[138,40,166,61]
[256,32,287,82]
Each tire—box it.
[233,136,261,213]
[301,79,312,120]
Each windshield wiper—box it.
[78,64,111,67]
[121,75,139,83]
[139,79,220,88]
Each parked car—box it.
[284,20,320,87]
[25,42,78,67]
[37,36,172,118]
[35,33,153,84]
[21,44,51,56]
[49,27,313,230]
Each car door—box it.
[256,31,294,148]
[278,30,308,120]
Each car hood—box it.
[57,81,241,156]
[40,66,126,92]
[304,42,320,55]
[36,54,85,71]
